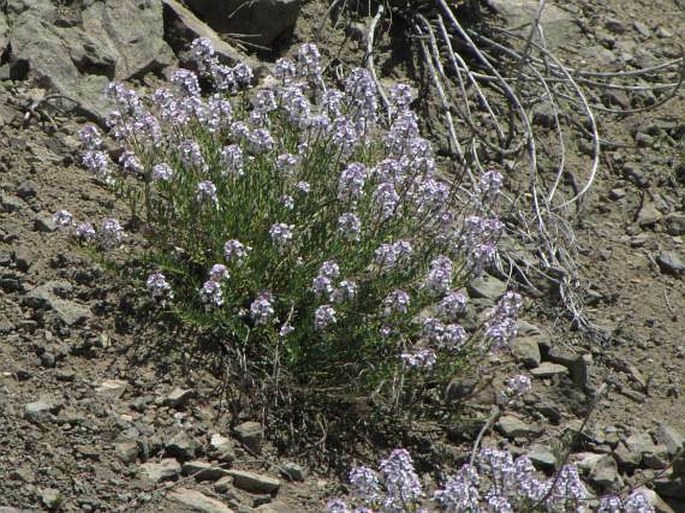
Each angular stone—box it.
[512,336,541,368]
[234,421,263,454]
[182,0,301,48]
[140,458,181,483]
[24,281,90,326]
[95,379,128,399]
[182,460,231,482]
[625,432,657,460]
[496,415,538,439]
[530,362,569,378]
[657,251,685,276]
[209,433,236,464]
[166,431,198,461]
[281,461,305,482]
[614,441,641,469]
[24,397,60,423]
[467,274,507,301]
[255,501,297,513]
[115,439,139,464]
[527,445,556,471]
[228,470,280,494]
[38,488,63,510]
[637,201,662,226]
[656,423,685,456]
[214,476,233,493]
[169,488,235,513]
[589,455,622,490]
[165,387,195,408]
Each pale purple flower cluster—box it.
[74,223,96,241]
[344,68,378,128]
[189,37,253,92]
[221,145,244,177]
[179,139,207,171]
[200,280,223,309]
[82,150,111,182]
[269,223,294,249]
[338,163,368,202]
[152,163,174,181]
[248,128,275,153]
[275,153,299,175]
[171,69,201,97]
[208,264,229,282]
[373,240,413,271]
[196,180,218,206]
[379,449,423,510]
[338,212,361,242]
[314,304,337,330]
[312,261,340,298]
[459,215,505,275]
[477,169,503,201]
[424,255,453,295]
[502,374,532,400]
[250,294,275,325]
[295,43,322,84]
[372,182,400,220]
[99,218,123,249]
[600,491,655,513]
[78,124,103,149]
[436,291,468,321]
[331,280,358,304]
[119,150,143,174]
[52,210,73,229]
[382,289,411,316]
[224,239,251,264]
[401,349,437,369]
[146,272,173,305]
[421,317,467,351]
[485,291,523,351]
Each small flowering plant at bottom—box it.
[67,37,520,408]
[326,446,656,513]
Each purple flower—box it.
[82,150,111,182]
[275,153,299,175]
[372,182,400,220]
[314,305,336,330]
[422,317,445,342]
[503,374,532,399]
[200,280,223,308]
[374,240,413,270]
[279,322,294,338]
[190,37,215,71]
[434,464,481,511]
[437,292,468,321]
[278,85,312,126]
[349,466,381,504]
[196,180,218,205]
[52,210,73,229]
[152,163,174,181]
[312,275,334,299]
[119,150,143,174]
[383,289,410,315]
[250,294,275,325]
[280,195,295,210]
[224,239,251,263]
[99,218,123,249]
[146,272,173,305]
[232,62,254,88]
[296,43,322,83]
[324,500,350,513]
[171,69,201,97]
[389,83,414,114]
[330,116,359,149]
[379,449,423,510]
[208,264,229,282]
[74,223,96,241]
[206,94,233,131]
[78,124,102,149]
[424,255,453,295]
[319,261,340,279]
[295,181,311,194]
[221,145,244,177]
[321,90,344,118]
[344,68,377,123]
[442,324,467,351]
[331,280,357,303]
[477,169,503,201]
[401,350,437,369]
[248,128,275,153]
[274,57,297,85]
[337,212,361,242]
[179,139,206,171]
[623,491,655,513]
[269,223,294,249]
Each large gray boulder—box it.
[7,0,175,120]
[183,0,301,48]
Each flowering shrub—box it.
[67,38,520,404]
[326,446,655,513]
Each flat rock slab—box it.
[140,458,181,483]
[169,488,235,513]
[530,362,569,378]
[23,281,90,326]
[227,470,280,494]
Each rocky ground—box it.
[0,0,684,512]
